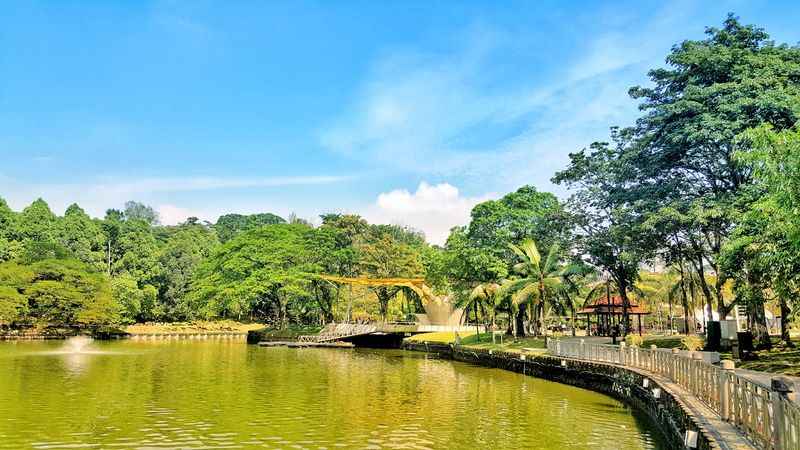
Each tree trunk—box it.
[691,256,715,322]
[617,273,630,336]
[779,295,793,347]
[515,310,525,337]
[750,302,772,350]
[679,277,690,335]
[569,301,576,337]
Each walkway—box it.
[623,362,754,449]
[551,337,795,449]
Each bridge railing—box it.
[548,338,799,449]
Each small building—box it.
[577,295,650,336]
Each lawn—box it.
[641,335,689,349]
[125,320,267,335]
[405,331,478,343]
[406,331,545,354]
[642,334,800,376]
[720,339,800,376]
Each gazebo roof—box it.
[577,295,650,315]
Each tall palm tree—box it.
[455,283,498,340]
[498,239,562,336]
[468,282,501,331]
[554,261,597,336]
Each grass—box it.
[405,331,478,343]
[642,334,800,376]
[125,320,266,334]
[641,335,691,349]
[720,338,800,376]
[406,331,545,354]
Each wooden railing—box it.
[548,339,800,449]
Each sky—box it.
[1,1,799,244]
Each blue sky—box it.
[1,1,799,243]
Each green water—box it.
[0,339,666,449]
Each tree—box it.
[726,124,800,346]
[57,204,105,269]
[190,224,316,325]
[155,223,219,320]
[0,198,23,262]
[465,282,501,332]
[0,257,120,329]
[466,185,568,269]
[358,233,423,321]
[497,239,563,336]
[16,199,57,243]
[214,213,285,243]
[0,263,33,326]
[622,15,800,320]
[553,138,650,335]
[111,274,157,323]
[123,201,159,225]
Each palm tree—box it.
[554,261,597,336]
[468,282,501,331]
[455,283,497,341]
[498,239,562,336]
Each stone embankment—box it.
[404,341,754,450]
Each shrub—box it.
[625,334,643,347]
[681,335,704,351]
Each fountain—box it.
[63,335,93,354]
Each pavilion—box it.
[577,295,650,336]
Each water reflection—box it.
[18,336,127,374]
[0,341,667,449]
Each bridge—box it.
[298,322,479,345]
[295,276,477,347]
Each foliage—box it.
[214,213,285,243]
[0,258,118,328]
[190,224,317,324]
[681,335,705,352]
[624,334,643,348]
[497,239,564,336]
[123,201,160,225]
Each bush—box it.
[625,334,643,347]
[681,335,704,351]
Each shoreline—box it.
[403,340,753,450]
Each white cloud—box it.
[319,5,702,194]
[362,182,494,245]
[156,204,203,226]
[0,174,351,221]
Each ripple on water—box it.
[0,342,667,449]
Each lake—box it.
[0,339,666,449]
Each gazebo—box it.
[577,295,650,336]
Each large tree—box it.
[553,137,651,335]
[622,15,800,319]
[57,204,105,270]
[190,224,316,325]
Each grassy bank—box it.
[125,320,266,335]
[406,331,545,354]
[640,334,800,376]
